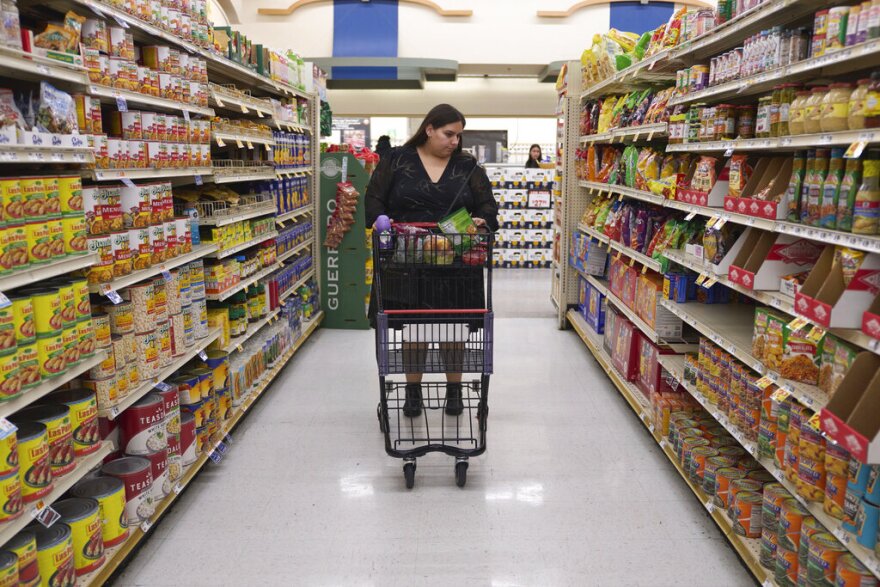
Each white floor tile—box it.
[115,269,753,586]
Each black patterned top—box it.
[364,146,499,231]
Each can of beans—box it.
[119,393,166,455]
[135,330,158,381]
[170,312,185,357]
[53,498,105,576]
[125,283,154,333]
[47,389,100,458]
[70,476,130,548]
[106,301,133,335]
[101,456,154,525]
[16,404,74,477]
[62,215,88,255]
[90,312,111,349]
[7,530,39,587]
[180,412,196,466]
[58,176,83,218]
[76,317,95,361]
[10,422,51,502]
[142,448,169,502]
[30,523,74,587]
[128,227,151,271]
[152,277,168,323]
[82,376,115,409]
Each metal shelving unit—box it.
[88,245,218,294]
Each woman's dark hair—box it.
[375,135,392,159]
[404,104,466,153]
[529,144,542,161]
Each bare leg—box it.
[440,342,465,415]
[402,343,426,417]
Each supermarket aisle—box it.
[116,270,753,587]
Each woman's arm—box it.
[468,165,499,232]
[364,152,395,226]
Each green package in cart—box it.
[438,207,478,254]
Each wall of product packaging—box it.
[560,0,880,584]
[0,0,324,584]
[486,166,555,269]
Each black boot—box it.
[445,383,464,416]
[403,383,423,417]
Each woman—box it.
[366,104,498,418]
[525,144,543,168]
[374,135,392,161]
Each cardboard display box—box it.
[702,226,754,276]
[821,352,880,463]
[612,314,641,382]
[729,231,825,291]
[637,273,684,339]
[796,248,880,329]
[675,157,729,207]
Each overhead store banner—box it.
[333,0,398,80]
[609,1,675,35]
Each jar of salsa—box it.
[736,105,756,139]
[715,104,737,141]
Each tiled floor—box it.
[115,269,754,586]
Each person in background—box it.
[365,104,498,418]
[375,135,392,161]
[525,144,543,168]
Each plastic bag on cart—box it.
[392,224,430,263]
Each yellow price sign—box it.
[641,264,648,274]
[703,277,717,288]
[806,412,822,432]
[235,139,244,148]
[756,375,774,390]
[695,273,708,285]
[216,136,226,147]
[771,388,791,403]
[707,214,721,228]
[628,257,635,268]
[787,316,808,331]
[807,326,826,343]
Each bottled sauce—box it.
[819,149,845,229]
[820,83,854,133]
[788,91,811,135]
[853,150,880,234]
[737,105,756,139]
[777,84,798,137]
[806,149,830,226]
[786,151,807,223]
[867,73,880,129]
[799,150,816,225]
[837,158,863,232]
[846,5,862,47]
[756,97,772,138]
[857,1,872,44]
[804,87,829,134]
[715,104,736,141]
[849,79,872,130]
[769,87,783,137]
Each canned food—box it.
[24,222,50,266]
[714,467,747,509]
[82,375,115,410]
[824,474,847,520]
[86,235,113,284]
[732,490,763,538]
[0,180,22,223]
[857,499,879,549]
[807,531,847,587]
[111,231,131,277]
[835,553,878,587]
[775,545,799,587]
[50,283,76,330]
[703,455,737,495]
[143,448,169,502]
[30,523,74,587]
[106,301,133,335]
[71,279,90,321]
[46,220,65,260]
[798,455,827,502]
[36,333,65,379]
[128,226,151,271]
[0,470,22,523]
[70,476,130,548]
[180,411,196,466]
[42,177,60,219]
[19,177,46,220]
[76,318,95,361]
[762,483,791,533]
[58,176,83,217]
[60,326,80,368]
[135,330,158,381]
[53,498,105,576]
[157,319,171,367]
[152,277,167,323]
[149,223,165,264]
[760,526,779,570]
[195,425,207,455]
[825,442,850,477]
[10,422,51,502]
[15,404,73,477]
[47,389,100,458]
[799,516,826,567]
[125,283,154,333]
[119,184,151,229]
[101,456,154,524]
[0,352,20,401]
[110,334,125,371]
[119,393,166,455]
[61,215,88,256]
[7,530,39,587]
[171,374,199,404]
[90,312,111,349]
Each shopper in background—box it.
[366,103,498,418]
[375,135,392,160]
[525,144,543,168]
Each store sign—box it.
[332,118,371,150]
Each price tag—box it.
[771,388,791,403]
[648,60,657,71]
[756,375,775,390]
[105,290,123,304]
[216,136,226,147]
[706,501,715,513]
[26,151,41,162]
[235,139,244,149]
[724,147,734,157]
[209,450,223,464]
[807,412,822,432]
[141,520,152,532]
[265,144,273,152]
[0,293,10,309]
[256,111,264,119]
[198,350,208,361]
[628,257,635,268]
[614,251,622,261]
[161,270,172,282]
[0,418,17,440]
[684,211,697,221]
[74,153,86,162]
[181,110,191,123]
[246,141,254,150]
[617,193,624,202]
[845,141,868,159]
[116,96,128,113]
[32,504,60,527]
[787,317,808,331]
[109,405,120,418]
[714,215,730,230]
[51,153,63,162]
[240,104,249,114]
[695,273,708,285]
[121,178,136,188]
[702,277,717,288]
[633,133,640,142]
[806,325,826,343]
[641,264,648,275]
[36,64,50,75]
[194,174,203,186]
[707,214,721,229]
[647,132,655,141]
[111,14,130,28]
[215,96,226,108]
[174,483,183,494]
[819,134,833,145]
[155,381,171,392]
[236,344,243,353]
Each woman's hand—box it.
[473,217,486,228]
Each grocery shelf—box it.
[88,84,214,117]
[80,312,324,587]
[0,349,110,420]
[584,273,609,297]
[669,39,880,107]
[209,85,274,117]
[0,442,113,548]
[270,119,312,133]
[0,253,96,293]
[213,131,276,147]
[280,268,316,303]
[666,129,880,153]
[275,204,313,225]
[205,231,279,260]
[605,287,660,344]
[609,240,662,273]
[85,167,213,182]
[611,123,668,142]
[579,49,674,100]
[223,309,281,353]
[663,248,878,354]
[660,354,880,579]
[204,262,280,302]
[578,132,612,144]
[0,45,89,85]
[277,240,312,264]
[88,244,218,294]
[276,167,313,178]
[196,203,277,227]
[658,298,828,411]
[577,223,610,244]
[210,168,276,184]
[99,327,222,419]
[0,144,93,164]
[568,309,772,585]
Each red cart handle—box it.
[383,309,488,315]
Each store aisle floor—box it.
[116,270,754,587]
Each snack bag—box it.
[832,247,865,287]
[439,207,478,254]
[728,155,752,198]
[36,82,78,134]
[691,156,718,193]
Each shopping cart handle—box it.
[383,309,488,315]
[392,222,437,229]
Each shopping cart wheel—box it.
[403,460,416,489]
[455,460,468,488]
[377,403,386,433]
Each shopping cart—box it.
[373,224,493,488]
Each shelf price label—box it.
[194,174,203,186]
[806,325,826,343]
[216,136,226,147]
[771,388,791,403]
[787,316,809,331]
[695,273,708,286]
[32,502,60,527]
[806,412,822,433]
[240,104,249,114]
[116,96,128,113]
[756,375,775,390]
[105,289,123,305]
[0,293,9,309]
[235,139,244,148]
[845,140,868,159]
[702,277,717,289]
[706,214,721,229]
[154,381,172,392]
[246,141,254,150]
[198,350,208,361]
[684,211,697,221]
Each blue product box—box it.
[578,275,589,315]
[586,281,606,334]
